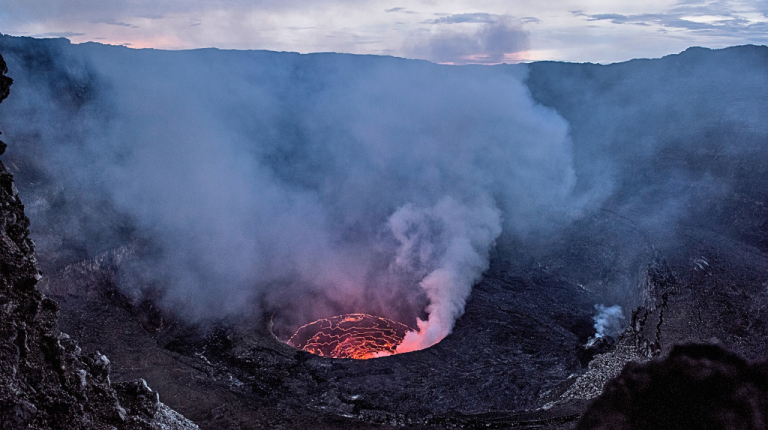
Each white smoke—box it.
[0,37,580,348]
[593,304,624,339]
[390,197,502,351]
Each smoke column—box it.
[0,37,579,349]
[593,305,624,340]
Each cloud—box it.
[582,13,631,24]
[1,0,371,22]
[574,2,768,37]
[425,13,501,24]
[385,6,417,14]
[29,31,86,38]
[2,0,766,63]
[93,19,140,28]
[405,15,530,64]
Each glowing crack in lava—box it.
[287,314,414,359]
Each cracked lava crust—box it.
[286,313,414,359]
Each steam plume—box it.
[593,304,624,339]
[0,37,577,347]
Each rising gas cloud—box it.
[0,36,581,349]
[2,38,767,351]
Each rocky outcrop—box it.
[578,344,768,430]
[0,54,198,430]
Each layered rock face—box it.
[0,54,198,430]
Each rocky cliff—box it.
[0,53,198,430]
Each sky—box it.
[1,0,768,64]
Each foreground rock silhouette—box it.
[579,343,768,430]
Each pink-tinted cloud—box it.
[405,15,530,64]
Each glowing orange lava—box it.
[287,313,413,359]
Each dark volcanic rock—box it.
[0,54,198,430]
[0,37,767,429]
[37,242,595,429]
[578,344,768,430]
[524,46,768,311]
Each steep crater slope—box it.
[524,46,768,360]
[0,37,767,429]
[0,53,198,430]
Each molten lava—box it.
[287,313,413,359]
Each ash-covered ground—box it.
[0,36,766,429]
